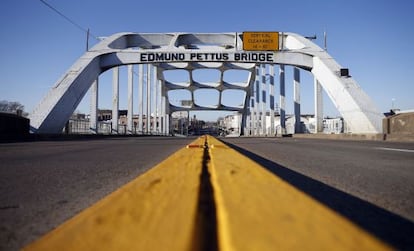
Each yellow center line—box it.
[24,135,394,251]
[206,135,393,251]
[23,136,205,251]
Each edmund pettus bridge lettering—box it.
[139,52,274,63]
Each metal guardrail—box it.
[65,120,166,135]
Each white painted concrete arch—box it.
[29,32,383,134]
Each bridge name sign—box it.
[139,52,275,63]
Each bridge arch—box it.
[29,32,383,134]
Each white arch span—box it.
[29,32,383,134]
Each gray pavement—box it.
[1,136,414,250]
[0,137,193,251]
[221,137,414,250]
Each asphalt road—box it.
[221,137,414,249]
[1,136,413,250]
[0,137,193,251]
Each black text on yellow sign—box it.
[243,32,279,51]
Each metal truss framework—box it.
[29,32,383,134]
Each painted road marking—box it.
[23,136,206,251]
[375,147,414,153]
[207,136,392,251]
[24,135,393,251]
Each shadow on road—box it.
[223,141,414,250]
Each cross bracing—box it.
[29,32,383,134]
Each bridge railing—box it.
[65,119,167,135]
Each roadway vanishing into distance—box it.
[1,136,414,250]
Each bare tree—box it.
[0,100,26,116]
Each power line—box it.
[39,0,99,41]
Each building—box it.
[218,112,344,136]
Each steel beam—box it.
[279,65,286,135]
[112,67,119,134]
[294,67,301,133]
[314,77,323,133]
[89,79,98,134]
[127,65,134,134]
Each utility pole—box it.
[86,28,89,51]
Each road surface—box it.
[221,137,414,249]
[0,137,193,251]
[1,136,413,250]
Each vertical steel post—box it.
[161,95,166,135]
[261,64,267,136]
[112,67,119,134]
[158,79,162,134]
[279,65,286,135]
[138,64,144,134]
[245,98,251,136]
[255,65,260,136]
[294,67,301,133]
[249,66,255,137]
[167,113,171,136]
[146,64,151,134]
[153,66,158,134]
[269,64,275,136]
[241,69,251,136]
[161,77,167,135]
[90,78,98,134]
[127,64,134,134]
[314,77,323,133]
[187,111,190,136]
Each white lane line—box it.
[375,147,414,153]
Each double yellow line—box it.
[24,136,392,251]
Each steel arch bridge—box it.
[29,32,383,134]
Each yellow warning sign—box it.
[243,32,279,51]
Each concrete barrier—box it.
[0,112,29,139]
[292,133,384,141]
[383,112,414,142]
